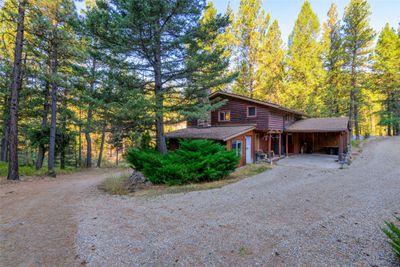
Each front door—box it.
[245,136,252,164]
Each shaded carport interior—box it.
[284,117,350,160]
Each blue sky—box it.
[213,0,399,44]
[74,0,399,44]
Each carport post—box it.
[268,133,271,158]
[278,133,282,157]
[339,131,343,161]
[285,133,289,157]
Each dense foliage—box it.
[126,139,239,185]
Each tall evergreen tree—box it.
[255,20,285,103]
[342,0,375,139]
[232,0,269,97]
[87,0,233,154]
[321,3,346,116]
[31,0,80,176]
[284,0,324,115]
[7,0,27,180]
[373,23,400,135]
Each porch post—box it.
[267,133,271,158]
[339,131,343,161]
[285,133,289,157]
[278,133,282,157]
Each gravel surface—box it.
[76,137,400,266]
[1,137,399,267]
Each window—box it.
[231,140,243,158]
[218,110,230,122]
[247,106,256,117]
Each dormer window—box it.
[218,110,230,122]
[247,106,256,117]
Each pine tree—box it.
[232,0,270,97]
[373,23,400,135]
[284,0,324,115]
[29,0,80,176]
[321,3,346,116]
[6,0,27,180]
[255,20,285,103]
[87,0,233,154]
[342,0,375,139]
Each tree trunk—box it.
[60,118,66,169]
[78,106,82,167]
[116,148,119,166]
[47,41,59,177]
[35,80,50,169]
[1,95,10,162]
[348,53,357,141]
[85,105,93,168]
[354,96,360,140]
[97,124,106,168]
[154,22,167,154]
[85,59,96,168]
[7,0,27,180]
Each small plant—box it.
[100,174,130,195]
[238,245,252,257]
[381,216,400,259]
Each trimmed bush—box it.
[126,139,239,185]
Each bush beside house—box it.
[126,139,239,185]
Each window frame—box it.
[218,110,231,122]
[231,140,243,158]
[247,106,257,117]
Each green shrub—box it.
[381,216,400,259]
[126,139,239,185]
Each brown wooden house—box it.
[167,91,350,166]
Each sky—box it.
[213,0,399,44]
[74,0,399,44]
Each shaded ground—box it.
[1,137,399,266]
[277,153,340,169]
[0,169,123,267]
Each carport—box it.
[284,117,350,161]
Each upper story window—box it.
[247,106,256,117]
[218,110,230,122]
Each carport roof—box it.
[285,117,349,132]
[166,125,255,141]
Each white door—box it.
[245,136,252,164]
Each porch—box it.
[254,130,349,162]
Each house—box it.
[166,91,350,166]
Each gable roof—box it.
[209,91,308,117]
[285,117,349,132]
[166,125,255,141]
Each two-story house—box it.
[166,91,350,166]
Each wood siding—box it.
[226,130,255,166]
[210,96,297,131]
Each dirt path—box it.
[0,169,122,267]
[1,138,399,267]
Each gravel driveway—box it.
[1,137,400,266]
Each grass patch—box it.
[238,245,252,257]
[0,161,80,177]
[99,174,130,195]
[101,163,271,197]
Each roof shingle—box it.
[166,125,255,141]
[285,117,349,132]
